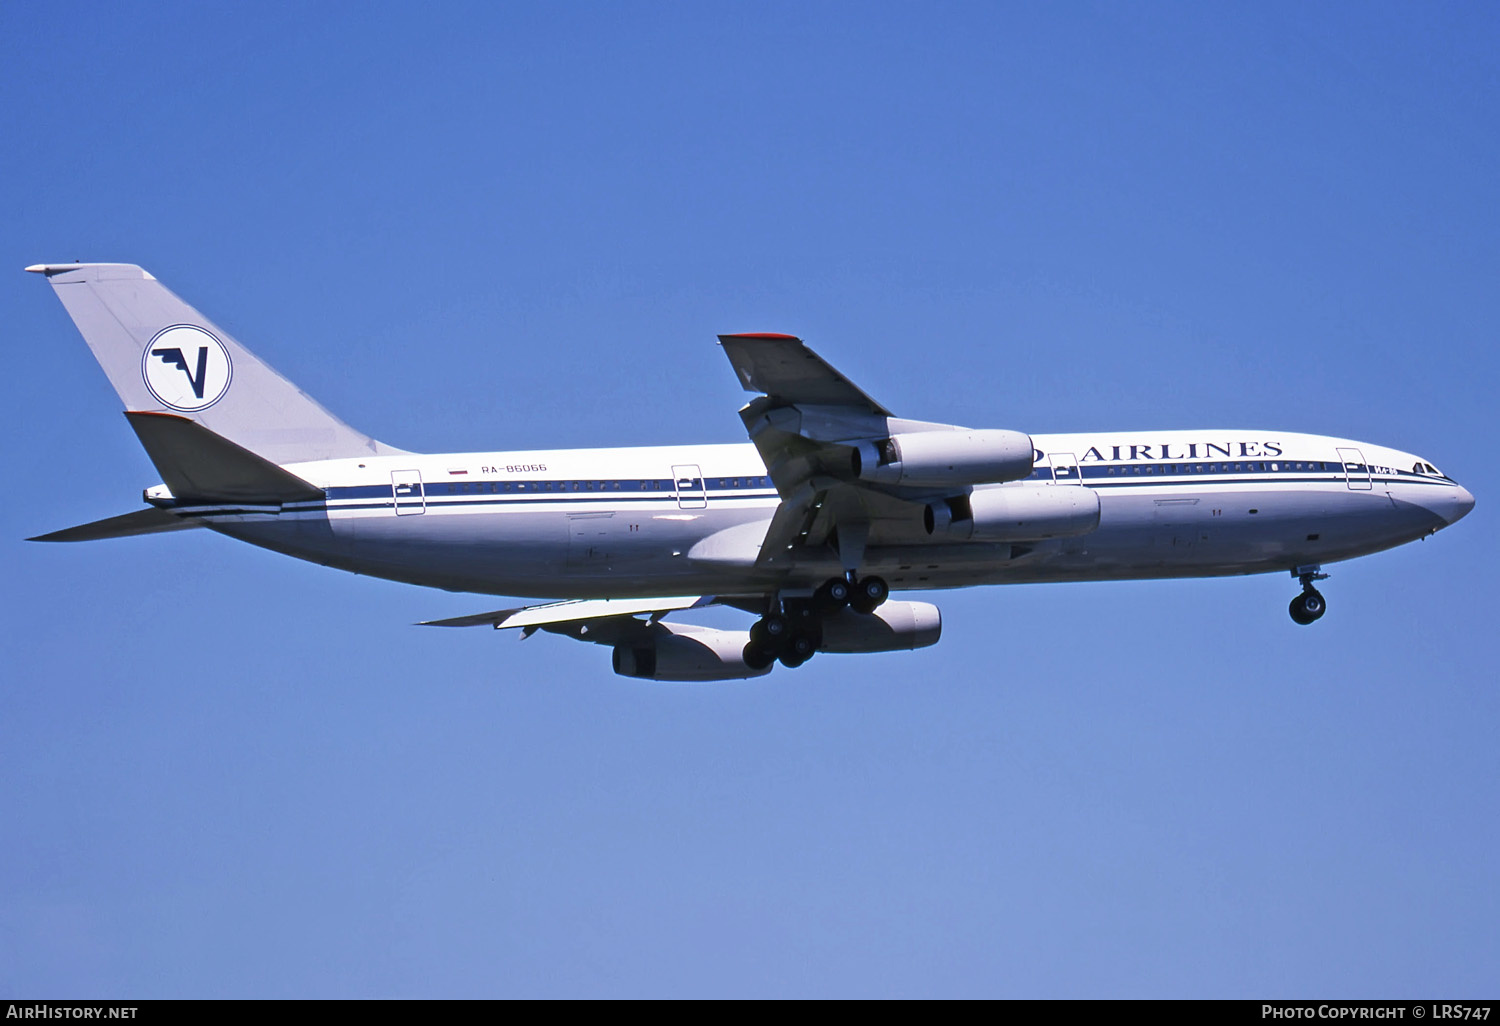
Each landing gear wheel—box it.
[814,578,852,613]
[849,575,889,614]
[1301,588,1326,620]
[750,614,789,650]
[785,631,817,662]
[774,631,818,669]
[742,642,776,671]
[1289,588,1326,625]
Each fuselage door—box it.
[1337,447,1373,491]
[1049,452,1082,485]
[392,469,425,515]
[672,464,707,509]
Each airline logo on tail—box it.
[142,325,232,411]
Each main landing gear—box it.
[743,574,889,670]
[1289,567,1329,626]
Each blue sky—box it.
[2,1,1495,998]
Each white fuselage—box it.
[171,429,1472,600]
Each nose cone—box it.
[1435,484,1476,526]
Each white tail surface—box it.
[29,263,405,464]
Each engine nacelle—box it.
[818,601,942,653]
[612,623,772,682]
[852,429,1034,487]
[925,483,1100,541]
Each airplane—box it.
[26,262,1475,681]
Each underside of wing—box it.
[419,595,717,633]
[419,595,774,681]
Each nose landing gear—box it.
[1289,567,1329,625]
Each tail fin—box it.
[27,263,405,464]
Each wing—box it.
[719,333,892,415]
[719,333,1000,572]
[419,595,774,681]
[419,595,718,640]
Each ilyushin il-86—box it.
[27,263,1474,680]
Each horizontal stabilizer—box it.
[29,506,203,543]
[126,411,324,504]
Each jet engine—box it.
[817,601,942,653]
[851,429,1034,487]
[612,623,772,681]
[925,483,1100,541]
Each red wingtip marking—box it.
[724,332,798,340]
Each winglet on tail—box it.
[30,262,406,464]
